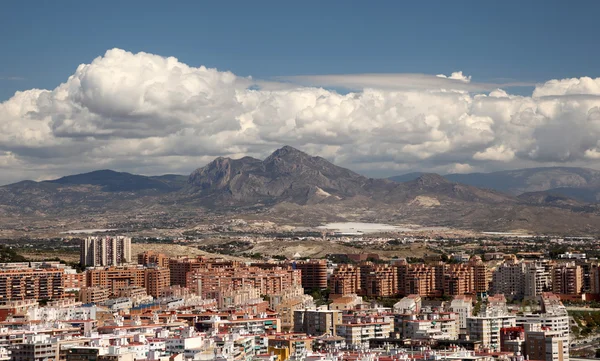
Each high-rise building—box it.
[360,262,398,297]
[469,256,491,294]
[444,264,474,296]
[524,262,551,298]
[468,294,516,349]
[188,263,300,297]
[491,258,526,299]
[329,265,361,295]
[552,262,582,295]
[293,260,328,290]
[168,257,205,287]
[405,264,438,297]
[450,295,473,330]
[80,236,132,267]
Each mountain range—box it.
[2,146,600,234]
[389,167,600,203]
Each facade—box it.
[360,263,398,297]
[0,268,64,301]
[329,265,361,295]
[80,236,132,267]
[450,295,473,330]
[524,262,551,298]
[397,312,459,341]
[491,259,526,299]
[10,334,56,361]
[470,256,491,294]
[337,321,392,346]
[443,264,474,296]
[467,315,517,349]
[552,262,583,295]
[79,287,110,304]
[294,260,328,290]
[293,309,342,336]
[187,263,301,297]
[85,266,169,297]
[137,251,170,268]
[525,327,569,361]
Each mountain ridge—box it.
[2,146,600,234]
[389,166,600,203]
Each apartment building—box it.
[337,321,392,346]
[80,236,132,267]
[552,262,582,295]
[329,265,361,295]
[10,334,56,361]
[396,312,459,341]
[524,262,552,298]
[404,264,438,297]
[79,286,110,304]
[491,258,526,299]
[168,257,206,287]
[137,251,170,268]
[443,264,474,296]
[469,256,491,294]
[0,268,64,301]
[360,263,398,297]
[293,260,328,290]
[187,262,301,297]
[516,293,570,339]
[85,266,169,297]
[450,295,473,330]
[524,326,569,361]
[293,309,342,336]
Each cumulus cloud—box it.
[1,48,600,185]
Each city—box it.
[0,233,595,360]
[2,1,600,360]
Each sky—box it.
[1,0,600,184]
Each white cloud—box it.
[447,163,475,174]
[473,144,516,162]
[1,48,600,184]
[436,71,471,83]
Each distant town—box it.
[0,227,597,361]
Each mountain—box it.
[2,146,600,234]
[184,147,515,207]
[185,146,369,205]
[47,170,184,192]
[390,167,600,202]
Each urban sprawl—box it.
[0,234,599,361]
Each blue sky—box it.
[1,0,599,101]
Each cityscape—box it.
[0,232,596,361]
[2,1,600,361]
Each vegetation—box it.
[569,310,600,338]
[0,245,27,262]
[308,288,331,307]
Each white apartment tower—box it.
[80,236,132,266]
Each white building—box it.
[336,321,392,347]
[450,296,473,330]
[467,314,517,349]
[524,262,551,298]
[80,236,132,267]
[491,259,525,299]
